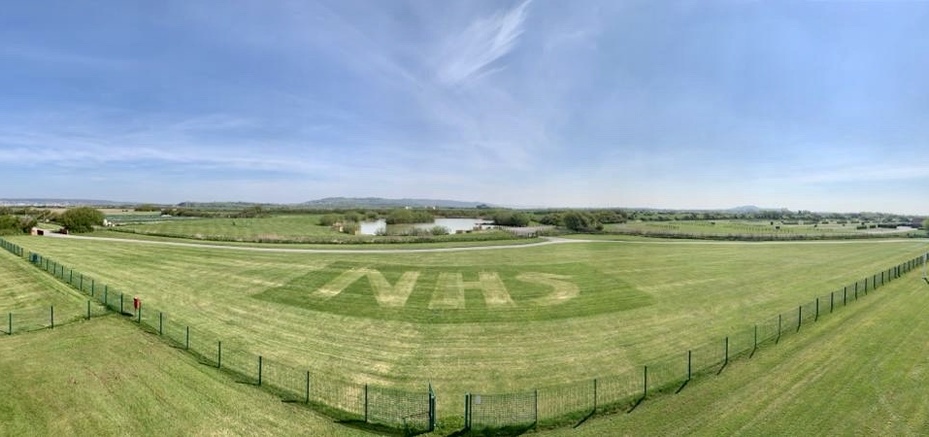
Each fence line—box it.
[1,237,926,434]
[0,238,436,435]
[462,250,929,431]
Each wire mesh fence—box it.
[0,301,108,335]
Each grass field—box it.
[6,234,927,421]
[84,229,541,250]
[561,271,929,435]
[4,270,927,435]
[111,215,519,244]
[0,316,374,436]
[606,220,923,239]
[117,214,337,239]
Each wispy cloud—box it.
[434,0,532,85]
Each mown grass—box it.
[557,272,929,436]
[0,248,88,313]
[0,316,374,436]
[5,235,927,419]
[606,220,923,239]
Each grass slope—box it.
[0,249,87,313]
[6,235,927,418]
[0,316,373,436]
[557,273,929,436]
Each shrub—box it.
[318,214,343,226]
[429,226,450,236]
[58,207,105,233]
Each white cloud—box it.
[434,0,532,86]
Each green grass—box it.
[114,214,519,244]
[607,220,923,239]
[556,272,929,436]
[7,235,926,420]
[85,228,541,249]
[0,249,89,313]
[0,316,374,436]
[119,214,338,239]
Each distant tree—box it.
[492,211,530,227]
[563,211,603,232]
[538,212,564,226]
[234,206,268,218]
[58,207,104,233]
[923,218,929,231]
[134,204,161,212]
[318,214,343,226]
[386,209,433,224]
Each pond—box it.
[358,218,495,235]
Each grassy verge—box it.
[0,316,374,436]
[555,272,929,435]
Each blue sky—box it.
[1,1,927,214]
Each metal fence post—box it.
[429,384,436,433]
[87,300,91,320]
[724,336,729,366]
[815,298,819,322]
[643,366,648,399]
[797,306,802,331]
[185,326,190,350]
[50,305,54,329]
[258,356,263,386]
[137,304,141,323]
[7,313,11,335]
[217,341,222,369]
[687,350,692,380]
[464,393,471,430]
[305,371,310,404]
[159,312,163,335]
[120,293,124,314]
[777,314,782,342]
[593,378,598,412]
[364,384,369,423]
[534,389,539,426]
[830,292,834,313]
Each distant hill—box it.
[726,205,790,214]
[0,198,126,207]
[301,197,492,209]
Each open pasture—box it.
[116,214,336,239]
[110,214,516,244]
[6,235,927,418]
[606,220,918,238]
